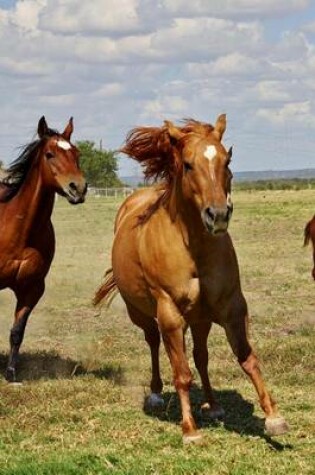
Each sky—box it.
[1,0,315,177]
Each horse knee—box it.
[240,352,259,374]
[174,367,192,392]
[10,326,24,347]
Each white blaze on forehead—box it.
[57,139,72,151]
[204,145,217,161]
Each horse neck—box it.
[4,159,55,247]
[167,178,206,243]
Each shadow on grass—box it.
[144,385,293,451]
[0,351,124,384]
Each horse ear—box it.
[213,114,226,141]
[164,120,185,142]
[37,116,48,138]
[62,117,74,141]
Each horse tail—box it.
[304,219,312,247]
[93,268,118,307]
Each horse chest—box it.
[0,248,46,289]
[18,248,47,280]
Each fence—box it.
[88,187,135,198]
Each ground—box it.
[0,189,314,474]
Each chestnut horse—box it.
[94,115,288,443]
[304,215,315,280]
[0,117,87,382]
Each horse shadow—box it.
[144,385,293,451]
[0,351,124,384]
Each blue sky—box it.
[0,0,315,176]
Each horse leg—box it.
[125,303,163,408]
[6,282,45,382]
[223,294,289,436]
[190,321,225,420]
[157,295,201,444]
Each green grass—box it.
[0,190,314,474]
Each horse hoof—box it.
[265,416,289,436]
[201,403,225,420]
[183,432,203,445]
[144,393,164,412]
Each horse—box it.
[0,116,87,382]
[94,115,289,444]
[304,215,315,280]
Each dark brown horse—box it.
[94,115,288,443]
[304,215,315,280]
[0,117,87,382]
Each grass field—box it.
[0,189,314,474]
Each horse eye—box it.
[45,151,54,159]
[183,162,193,172]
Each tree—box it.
[76,141,123,188]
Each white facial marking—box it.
[57,139,72,151]
[204,145,217,161]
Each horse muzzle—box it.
[202,204,233,235]
[64,180,88,205]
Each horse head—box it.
[165,114,233,235]
[38,116,87,204]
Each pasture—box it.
[0,189,314,474]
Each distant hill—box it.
[120,169,315,186]
[234,168,315,182]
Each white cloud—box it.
[151,18,263,61]
[91,83,124,97]
[11,0,45,33]
[255,81,291,102]
[186,53,266,78]
[162,0,309,18]
[257,101,314,125]
[141,94,189,120]
[39,0,141,35]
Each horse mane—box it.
[121,119,215,223]
[0,127,59,203]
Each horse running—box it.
[94,115,288,443]
[304,215,315,280]
[0,117,87,382]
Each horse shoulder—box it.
[139,211,199,308]
[114,187,163,232]
[16,222,55,284]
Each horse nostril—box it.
[205,207,215,221]
[69,182,77,192]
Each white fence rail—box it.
[88,187,135,198]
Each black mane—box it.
[0,127,59,203]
